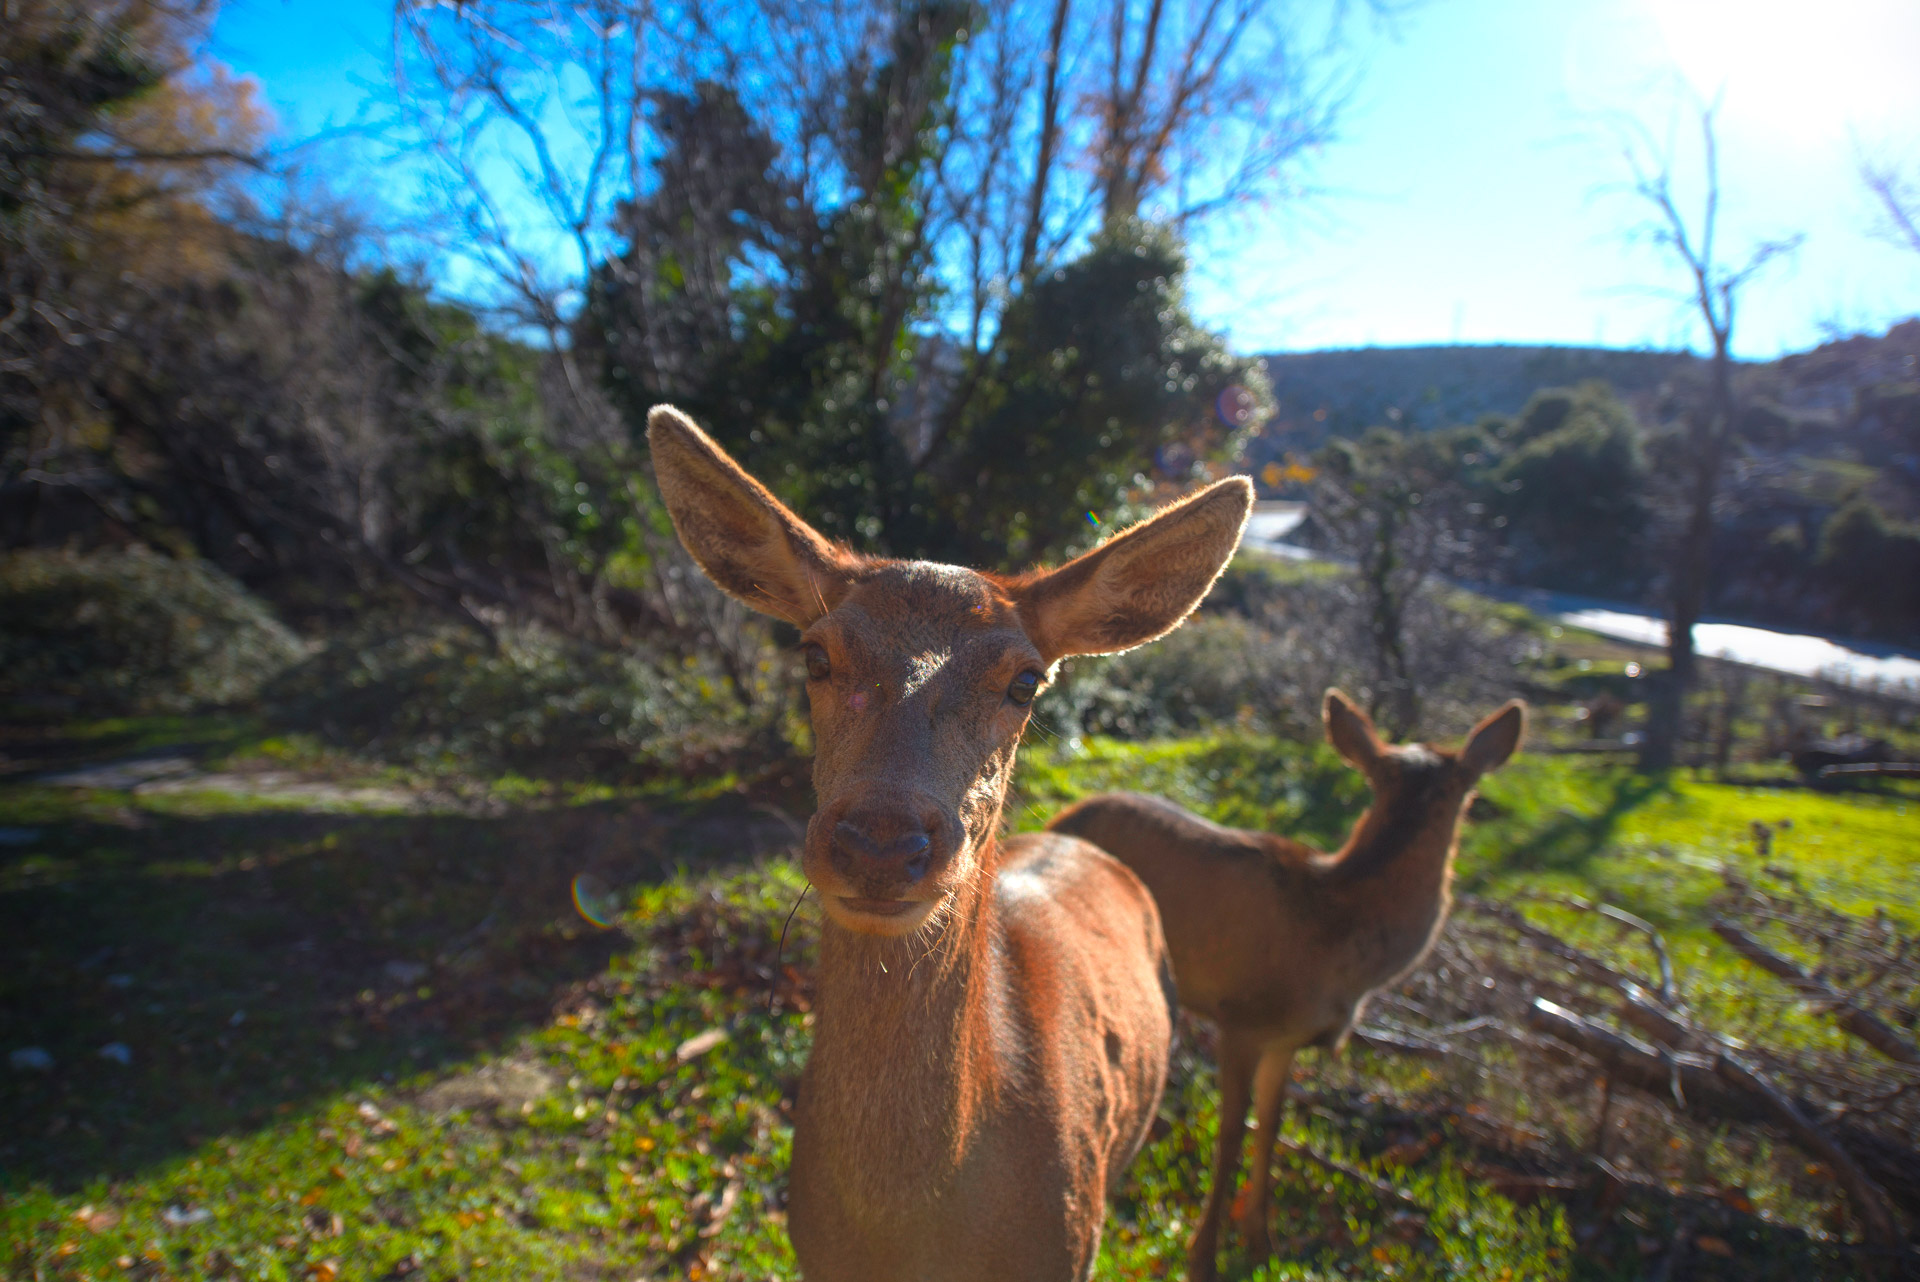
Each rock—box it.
[9,1047,53,1072]
[383,960,429,986]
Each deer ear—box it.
[1324,689,1384,771]
[1010,477,1252,664]
[1462,700,1526,777]
[647,405,859,626]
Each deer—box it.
[1047,689,1525,1280]
[645,404,1253,1281]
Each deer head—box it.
[1323,688,1526,812]
[647,405,1252,938]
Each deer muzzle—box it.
[805,796,960,934]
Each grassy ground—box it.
[3,716,1915,1280]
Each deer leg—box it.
[1234,1043,1296,1262]
[1187,1029,1256,1282]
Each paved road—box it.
[1239,503,1920,692]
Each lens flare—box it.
[571,872,622,929]
[1085,511,1100,527]
[1216,384,1257,428]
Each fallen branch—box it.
[1712,920,1919,1065]
[1527,998,1916,1238]
[1818,762,1920,779]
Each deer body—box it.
[1048,692,1525,1279]
[646,405,1251,1281]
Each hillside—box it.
[1251,343,1688,453]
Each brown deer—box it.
[646,404,1253,1281]
[1048,690,1525,1280]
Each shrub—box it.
[1817,496,1920,640]
[266,620,780,779]
[0,547,305,715]
[1050,614,1299,740]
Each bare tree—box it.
[1307,427,1492,737]
[1857,145,1920,258]
[1604,89,1800,771]
[1085,0,1348,229]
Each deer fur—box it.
[1048,690,1525,1280]
[646,404,1253,1281]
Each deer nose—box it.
[833,818,934,882]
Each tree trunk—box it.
[1641,341,1733,772]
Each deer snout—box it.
[832,814,935,884]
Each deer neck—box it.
[800,834,1013,1211]
[1329,781,1469,922]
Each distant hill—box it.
[1248,343,1689,460]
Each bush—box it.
[1050,614,1298,740]
[1046,559,1534,746]
[0,548,306,715]
[1817,497,1920,640]
[266,620,782,779]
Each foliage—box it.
[933,220,1270,566]
[0,0,269,449]
[1816,496,1920,641]
[0,548,304,715]
[1487,384,1651,596]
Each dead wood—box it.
[1527,998,1914,1241]
[1713,919,1920,1065]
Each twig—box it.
[1348,1025,1450,1060]
[1459,895,1659,1000]
[1515,892,1676,1003]
[1275,1136,1427,1211]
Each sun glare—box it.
[1647,0,1920,136]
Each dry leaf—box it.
[675,1028,729,1062]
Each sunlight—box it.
[1647,0,1920,135]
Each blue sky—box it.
[212,0,1920,359]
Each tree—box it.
[1604,89,1800,771]
[930,219,1268,566]
[1,0,271,468]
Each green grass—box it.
[4,720,1915,1280]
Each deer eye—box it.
[1008,670,1041,707]
[803,644,832,682]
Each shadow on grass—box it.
[1471,769,1672,884]
[0,793,799,1193]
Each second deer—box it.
[1048,689,1525,1280]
